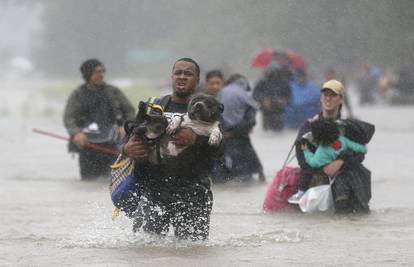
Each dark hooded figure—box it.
[253,65,292,131]
[63,59,135,179]
[218,74,265,182]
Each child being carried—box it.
[288,119,367,204]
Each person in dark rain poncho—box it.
[253,64,292,131]
[63,59,135,180]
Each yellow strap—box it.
[110,158,130,169]
[149,103,164,114]
[112,208,120,221]
[146,97,156,114]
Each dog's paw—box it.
[166,117,181,135]
[208,128,223,146]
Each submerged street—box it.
[1,82,413,266]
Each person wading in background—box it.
[63,59,135,179]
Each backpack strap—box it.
[144,94,171,115]
[159,94,171,110]
[145,96,157,114]
[144,96,164,115]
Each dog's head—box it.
[187,93,224,123]
[124,101,168,142]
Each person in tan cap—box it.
[288,79,345,203]
[324,68,354,118]
[288,79,371,214]
[322,79,343,94]
[319,79,344,119]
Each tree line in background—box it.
[33,0,414,79]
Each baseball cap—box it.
[321,79,344,95]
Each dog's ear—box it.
[138,101,146,112]
[123,120,137,137]
[135,101,147,123]
[218,103,224,113]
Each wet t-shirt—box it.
[163,101,188,122]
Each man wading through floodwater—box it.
[123,58,224,240]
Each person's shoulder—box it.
[69,84,85,97]
[157,94,171,107]
[297,114,319,139]
[159,94,172,99]
[301,114,319,129]
[254,78,266,87]
[104,84,122,93]
[104,84,131,100]
[298,120,310,130]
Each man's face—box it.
[206,76,225,96]
[89,65,105,86]
[172,61,199,98]
[320,89,343,112]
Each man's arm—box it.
[225,106,257,138]
[115,89,136,121]
[63,91,88,147]
[252,80,266,103]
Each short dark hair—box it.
[226,73,251,91]
[310,119,339,146]
[205,69,224,81]
[80,58,103,81]
[226,73,245,85]
[173,58,200,78]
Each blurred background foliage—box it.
[1,0,414,80]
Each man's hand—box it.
[323,159,344,177]
[123,136,147,159]
[72,132,88,147]
[173,127,197,146]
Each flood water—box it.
[1,81,414,266]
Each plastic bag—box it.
[298,183,334,213]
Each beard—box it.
[174,89,194,98]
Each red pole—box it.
[32,128,120,156]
